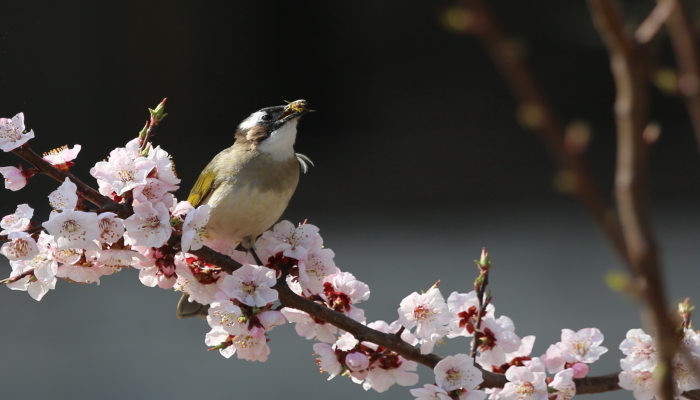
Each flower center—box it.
[242,281,257,295]
[62,219,80,234]
[516,382,536,396]
[446,367,462,384]
[413,305,434,321]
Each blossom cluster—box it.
[618,328,700,399]
[0,117,209,299]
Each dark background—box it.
[1,1,699,399]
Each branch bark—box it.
[586,1,678,400]
[459,0,629,264]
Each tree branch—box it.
[10,145,130,218]
[586,2,678,400]
[457,0,629,264]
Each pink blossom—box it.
[181,204,210,253]
[131,246,177,289]
[410,384,453,400]
[397,287,450,354]
[367,320,419,346]
[42,210,99,250]
[1,204,33,234]
[48,177,78,212]
[42,144,80,166]
[314,343,342,379]
[132,178,178,205]
[281,307,338,343]
[217,263,278,307]
[230,327,271,362]
[96,212,124,244]
[501,366,547,400]
[122,201,172,248]
[549,369,576,400]
[362,355,419,392]
[475,316,522,369]
[618,329,657,370]
[262,220,319,260]
[346,352,370,380]
[446,290,495,338]
[174,254,222,305]
[296,235,336,295]
[90,147,155,195]
[0,112,34,151]
[147,145,180,186]
[618,370,655,400]
[557,328,608,364]
[434,353,483,391]
[206,301,246,335]
[1,232,39,261]
[542,343,566,374]
[0,166,27,190]
[570,362,589,378]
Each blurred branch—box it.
[586,2,678,400]
[659,0,700,151]
[456,0,629,264]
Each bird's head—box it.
[234,100,310,160]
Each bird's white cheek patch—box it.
[238,111,265,131]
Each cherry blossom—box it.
[0,166,28,190]
[500,366,547,400]
[620,328,656,372]
[346,351,370,380]
[1,204,33,234]
[446,290,495,338]
[96,213,124,244]
[549,369,576,400]
[296,235,336,295]
[181,204,210,253]
[1,232,39,261]
[434,353,484,391]
[397,287,451,354]
[262,220,319,260]
[206,301,246,335]
[174,254,222,305]
[131,245,177,289]
[314,342,343,379]
[147,145,180,186]
[557,328,608,364]
[361,354,419,393]
[122,201,172,248]
[48,177,78,212]
[217,263,278,307]
[42,210,99,250]
[132,177,179,205]
[475,316,522,369]
[281,307,338,343]
[0,112,34,152]
[42,144,81,169]
[618,370,655,400]
[90,147,155,195]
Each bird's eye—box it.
[261,114,273,121]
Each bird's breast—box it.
[203,154,300,254]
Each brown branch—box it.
[660,0,700,152]
[10,145,130,218]
[635,0,676,44]
[458,0,629,264]
[586,2,677,400]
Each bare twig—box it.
[660,0,700,152]
[457,0,629,264]
[586,1,678,400]
[635,0,676,44]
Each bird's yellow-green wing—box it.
[187,167,217,207]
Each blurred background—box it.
[1,1,699,399]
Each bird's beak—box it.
[272,99,309,130]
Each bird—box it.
[176,100,312,318]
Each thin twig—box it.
[586,2,677,400]
[11,145,130,218]
[660,0,700,152]
[635,0,676,44]
[459,0,629,264]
